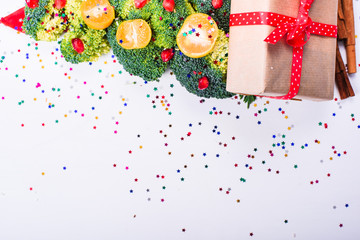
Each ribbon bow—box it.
[265,0,314,47]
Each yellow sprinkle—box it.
[37,54,40,57]
[254,103,257,107]
[139,146,143,149]
[68,76,71,79]
[162,104,165,107]
[39,59,42,62]
[288,127,291,130]
[122,98,125,101]
[34,98,37,101]
[111,74,114,77]
[41,66,44,69]
[22,66,25,69]
[119,111,122,115]
[64,114,68,118]
[285,116,288,119]
[42,172,45,176]
[284,154,288,157]
[165,108,169,111]
[104,61,107,64]
[95,116,98,120]
[330,157,333,160]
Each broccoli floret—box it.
[148,0,194,49]
[60,27,110,64]
[170,28,256,106]
[23,0,69,41]
[109,0,156,20]
[107,19,167,81]
[65,0,84,30]
[170,49,233,99]
[188,0,231,33]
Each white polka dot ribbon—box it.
[229,0,337,100]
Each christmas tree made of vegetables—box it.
[0,0,255,106]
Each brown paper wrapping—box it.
[226,0,338,100]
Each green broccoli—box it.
[107,17,167,81]
[109,0,156,20]
[60,27,110,64]
[23,0,69,41]
[170,28,256,106]
[188,0,231,33]
[149,0,195,49]
[65,0,84,30]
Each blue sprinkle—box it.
[74,110,78,113]
[291,142,295,146]
[217,132,220,135]
[257,121,261,125]
[63,167,66,170]
[305,143,308,147]
[216,154,220,157]
[272,135,276,138]
[41,90,45,93]
[130,190,133,193]
[187,74,191,78]
[245,164,249,167]
[203,153,206,156]
[177,169,180,173]
[92,107,95,110]
[189,123,192,127]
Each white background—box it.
[1,1,360,239]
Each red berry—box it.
[72,38,85,54]
[26,0,39,8]
[163,0,175,12]
[198,76,209,90]
[134,0,148,9]
[161,49,174,62]
[54,0,67,9]
[212,0,223,9]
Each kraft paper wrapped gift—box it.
[226,0,338,100]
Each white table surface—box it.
[1,1,360,239]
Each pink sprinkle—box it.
[116,121,119,125]
[114,131,117,134]
[81,114,84,117]
[84,81,87,84]
[125,167,129,170]
[69,68,73,71]
[5,68,8,70]
[77,96,80,99]
[105,91,108,94]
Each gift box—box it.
[226,0,338,100]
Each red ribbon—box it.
[229,0,337,100]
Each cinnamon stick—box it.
[340,0,357,73]
[336,44,355,99]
